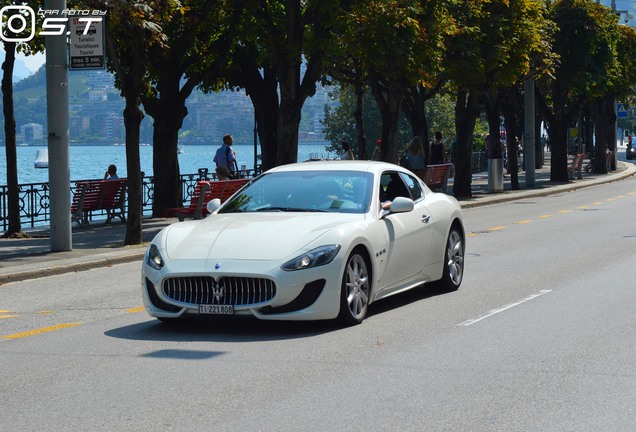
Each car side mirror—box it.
[388,196,414,214]
[206,198,221,214]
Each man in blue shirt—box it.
[213,134,237,177]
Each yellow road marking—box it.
[578,205,589,209]
[558,210,573,214]
[538,214,552,219]
[487,226,507,231]
[467,233,478,238]
[0,314,18,319]
[592,201,603,205]
[127,307,145,313]
[2,322,82,340]
[606,198,616,202]
[515,220,533,224]
[34,310,54,315]
[616,195,626,198]
[0,310,12,313]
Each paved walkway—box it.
[1,159,634,284]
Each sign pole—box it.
[46,0,72,251]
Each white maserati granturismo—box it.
[142,160,465,325]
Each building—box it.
[20,123,44,143]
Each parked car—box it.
[142,161,465,325]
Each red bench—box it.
[420,163,453,193]
[207,179,249,205]
[166,179,249,221]
[165,181,211,221]
[71,179,127,228]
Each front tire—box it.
[338,251,370,325]
[438,226,464,292]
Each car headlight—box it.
[282,245,341,271]
[146,244,164,270]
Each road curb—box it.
[460,162,636,209]
[0,250,146,284]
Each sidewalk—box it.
[1,160,634,284]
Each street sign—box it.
[68,17,105,70]
[617,103,628,118]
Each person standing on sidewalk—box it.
[213,134,238,178]
[429,132,446,165]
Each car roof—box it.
[266,160,404,175]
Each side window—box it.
[382,171,411,201]
[399,173,423,201]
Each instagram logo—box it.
[0,5,36,42]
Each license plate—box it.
[199,304,234,315]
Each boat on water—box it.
[34,149,49,168]
[177,146,185,154]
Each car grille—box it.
[162,276,276,306]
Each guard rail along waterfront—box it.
[0,167,259,230]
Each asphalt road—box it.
[1,175,635,431]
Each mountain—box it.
[0,52,35,82]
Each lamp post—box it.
[46,0,71,251]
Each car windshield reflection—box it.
[219,170,373,214]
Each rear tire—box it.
[438,226,464,292]
[338,251,370,325]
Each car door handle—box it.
[421,214,431,224]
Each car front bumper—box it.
[141,256,345,321]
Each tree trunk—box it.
[276,73,302,166]
[402,84,429,164]
[1,41,22,237]
[501,89,519,190]
[243,67,279,171]
[582,102,594,155]
[143,77,186,217]
[369,77,405,164]
[602,96,617,171]
[484,94,503,159]
[123,99,144,245]
[150,111,182,217]
[354,78,368,160]
[590,96,615,174]
[549,87,570,182]
[453,90,479,198]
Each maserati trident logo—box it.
[212,281,224,303]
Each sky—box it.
[20,52,46,73]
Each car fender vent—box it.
[146,278,181,312]
[259,279,326,315]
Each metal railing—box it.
[0,167,259,231]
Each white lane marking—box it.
[458,290,552,326]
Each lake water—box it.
[0,142,335,186]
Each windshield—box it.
[219,170,373,214]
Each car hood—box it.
[160,213,361,261]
